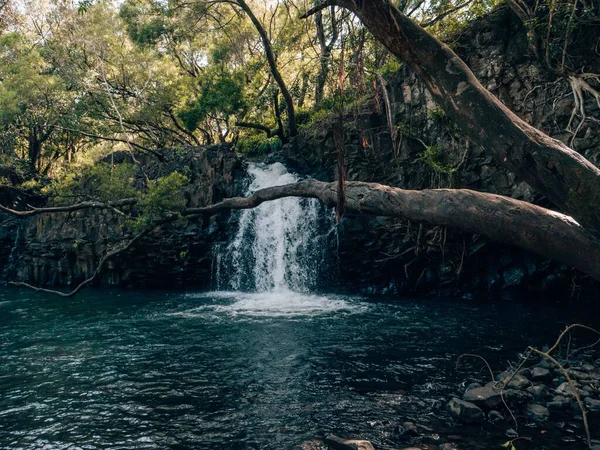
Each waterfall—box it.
[218,162,332,293]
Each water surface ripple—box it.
[0,288,598,449]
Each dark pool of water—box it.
[0,288,598,449]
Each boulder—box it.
[555,382,582,398]
[465,382,482,391]
[585,397,600,412]
[567,369,591,381]
[526,384,550,399]
[525,404,550,421]
[505,373,530,390]
[547,395,571,411]
[325,434,375,450]
[488,410,504,424]
[531,367,551,380]
[503,389,533,407]
[463,384,503,409]
[448,398,485,424]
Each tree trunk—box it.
[186,180,600,280]
[314,7,339,109]
[303,1,600,236]
[236,0,298,138]
[27,131,42,173]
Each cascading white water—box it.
[222,162,328,293]
[186,162,360,317]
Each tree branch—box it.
[0,198,138,217]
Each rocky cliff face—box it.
[1,144,244,290]
[283,6,600,301]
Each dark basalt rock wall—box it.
[1,144,245,290]
[283,6,600,301]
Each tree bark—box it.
[303,1,600,236]
[314,7,339,108]
[186,180,600,280]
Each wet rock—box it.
[465,382,482,391]
[547,395,571,410]
[581,363,596,373]
[506,429,519,439]
[488,410,504,424]
[299,439,328,450]
[394,421,420,438]
[495,370,511,381]
[531,367,551,380]
[538,359,553,369]
[448,398,485,424]
[525,404,550,421]
[324,434,375,450]
[583,385,596,396]
[503,389,533,407]
[585,397,600,412]
[505,373,530,390]
[526,384,550,400]
[502,266,525,286]
[439,444,459,450]
[462,384,502,409]
[567,369,590,381]
[518,368,532,378]
[556,382,582,398]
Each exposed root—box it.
[567,74,600,145]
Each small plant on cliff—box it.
[236,135,282,157]
[132,171,188,230]
[419,145,456,175]
[427,107,447,123]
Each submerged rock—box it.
[324,434,375,450]
[448,398,484,424]
[394,421,420,438]
[526,384,550,399]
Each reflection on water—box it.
[0,287,598,449]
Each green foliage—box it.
[43,163,138,203]
[120,0,173,46]
[501,440,517,450]
[237,135,282,157]
[133,171,188,229]
[419,145,456,175]
[379,58,403,79]
[427,107,448,122]
[90,164,139,201]
[179,71,246,132]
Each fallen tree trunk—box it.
[187,180,600,280]
[6,180,600,295]
[302,1,600,237]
